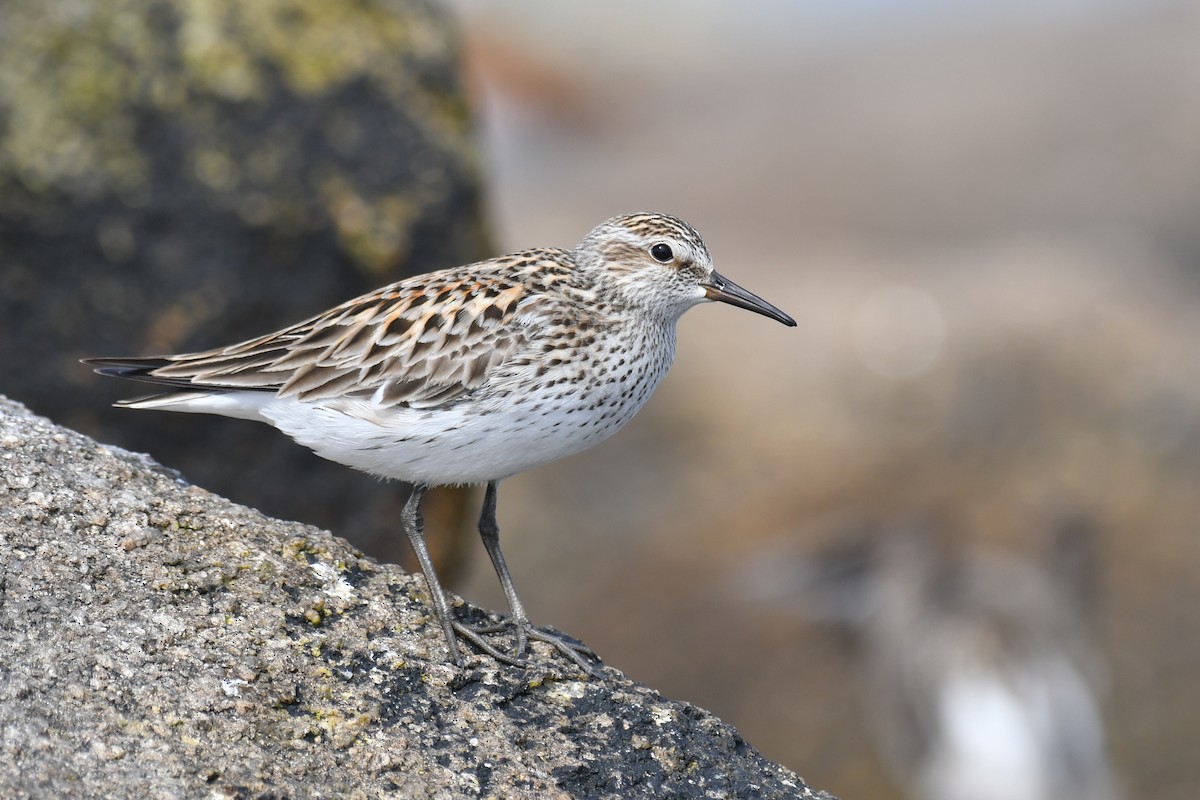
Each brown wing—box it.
[90,255,569,409]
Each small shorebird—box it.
[87,212,796,674]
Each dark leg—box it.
[476,480,601,676]
[401,484,461,664]
[402,483,521,667]
[477,480,532,656]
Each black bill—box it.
[702,270,796,327]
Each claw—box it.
[450,617,603,677]
[525,625,603,678]
[452,621,529,667]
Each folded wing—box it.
[86,264,553,411]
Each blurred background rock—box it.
[4,1,1200,798]
[0,0,490,571]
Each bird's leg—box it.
[402,481,598,674]
[474,480,601,676]
[401,484,463,665]
[475,480,531,657]
[402,483,522,667]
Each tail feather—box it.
[83,357,191,388]
[114,390,213,409]
[82,356,275,393]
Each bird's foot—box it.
[453,616,602,678]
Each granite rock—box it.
[0,397,831,800]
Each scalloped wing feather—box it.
[136,255,570,410]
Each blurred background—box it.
[4,1,1199,798]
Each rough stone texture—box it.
[0,396,830,800]
[0,0,488,567]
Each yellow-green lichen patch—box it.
[0,0,476,270]
[544,680,588,705]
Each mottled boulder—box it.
[0,0,488,566]
[0,397,830,799]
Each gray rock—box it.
[0,396,831,800]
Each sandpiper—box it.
[87,212,796,674]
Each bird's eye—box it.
[650,243,674,263]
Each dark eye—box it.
[650,243,673,263]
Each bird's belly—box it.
[259,373,661,486]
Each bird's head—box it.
[574,212,796,327]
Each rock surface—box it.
[0,397,830,800]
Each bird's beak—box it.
[702,271,797,327]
